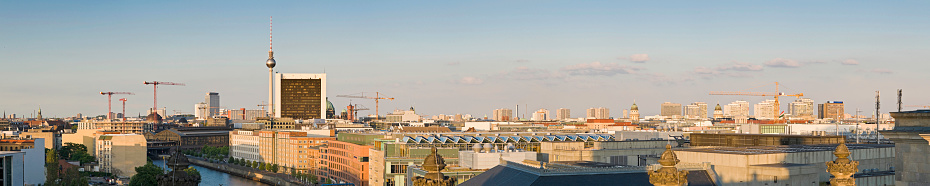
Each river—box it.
[152,160,269,186]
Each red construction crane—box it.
[337,92,394,118]
[100,92,134,120]
[143,81,185,115]
[119,98,128,122]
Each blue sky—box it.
[2,1,929,118]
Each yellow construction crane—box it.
[337,92,394,118]
[709,82,803,122]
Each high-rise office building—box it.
[790,98,815,120]
[275,73,327,119]
[683,102,707,119]
[531,109,549,121]
[556,108,571,121]
[586,107,610,119]
[205,92,220,117]
[818,101,845,120]
[660,102,682,117]
[194,102,207,119]
[754,100,776,119]
[724,100,750,118]
[492,108,513,121]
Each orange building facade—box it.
[323,140,371,186]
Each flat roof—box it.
[678,144,893,155]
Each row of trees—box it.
[228,157,280,172]
[128,161,202,186]
[227,157,321,184]
[184,145,229,161]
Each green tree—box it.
[183,167,201,178]
[45,149,60,186]
[58,143,88,160]
[128,162,164,186]
[271,164,279,172]
[60,167,89,186]
[309,173,318,184]
[252,161,259,168]
[259,162,266,170]
[228,156,235,163]
[290,167,296,175]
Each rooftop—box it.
[678,144,893,155]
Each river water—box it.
[152,160,269,186]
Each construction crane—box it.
[905,105,930,109]
[119,98,128,122]
[100,92,134,120]
[346,103,370,122]
[710,82,803,123]
[143,81,185,116]
[337,92,394,118]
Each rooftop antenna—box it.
[875,91,882,144]
[897,89,902,112]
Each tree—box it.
[60,167,89,186]
[259,162,266,170]
[290,167,297,175]
[183,167,201,178]
[271,164,279,172]
[228,156,235,163]
[58,143,88,160]
[128,162,164,186]
[45,149,60,186]
[252,161,259,168]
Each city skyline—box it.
[3,1,930,118]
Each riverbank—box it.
[185,156,310,186]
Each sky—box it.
[2,1,930,118]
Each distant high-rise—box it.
[683,102,707,119]
[818,101,845,120]
[194,102,207,119]
[660,102,682,117]
[753,100,776,119]
[586,107,610,119]
[205,92,220,117]
[492,108,513,121]
[275,73,327,119]
[556,108,570,121]
[790,98,815,120]
[724,100,750,118]
[531,109,549,121]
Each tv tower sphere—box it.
[266,57,276,68]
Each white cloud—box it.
[693,67,718,75]
[871,69,892,74]
[514,59,530,63]
[498,66,563,80]
[841,59,859,65]
[764,58,801,68]
[455,76,484,85]
[629,54,650,63]
[561,62,643,76]
[716,62,763,71]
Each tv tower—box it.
[266,16,277,118]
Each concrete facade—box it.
[459,149,536,169]
[0,151,25,186]
[95,134,147,177]
[882,110,930,185]
[675,144,894,186]
[539,140,667,166]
